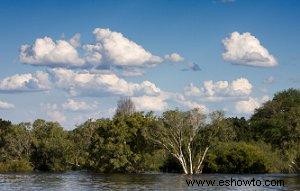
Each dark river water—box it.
[0,172,299,191]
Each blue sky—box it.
[0,0,299,129]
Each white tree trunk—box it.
[188,142,193,174]
[195,147,209,174]
[178,155,188,174]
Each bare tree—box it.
[149,109,223,174]
[115,97,136,116]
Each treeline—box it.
[0,89,299,174]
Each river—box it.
[0,172,299,190]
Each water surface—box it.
[0,172,299,190]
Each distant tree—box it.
[148,109,214,174]
[0,119,11,130]
[0,120,33,172]
[206,111,236,143]
[250,88,300,172]
[31,119,72,171]
[226,117,251,141]
[69,119,97,169]
[1,124,32,161]
[0,119,12,148]
[204,142,282,173]
[250,88,300,149]
[115,97,136,116]
[0,88,298,174]
[89,113,164,173]
[0,119,11,145]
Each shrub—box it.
[0,159,33,172]
[203,142,282,173]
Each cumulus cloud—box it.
[121,68,145,77]
[0,100,14,109]
[50,68,161,97]
[41,103,66,123]
[131,90,208,112]
[92,28,163,67]
[164,53,184,62]
[174,94,208,113]
[0,71,50,93]
[20,28,163,69]
[20,37,85,68]
[82,43,103,64]
[184,83,201,97]
[132,95,168,111]
[222,32,277,67]
[62,99,97,111]
[230,78,253,95]
[184,77,252,100]
[235,95,270,114]
[235,97,260,114]
[69,33,81,48]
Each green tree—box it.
[89,112,164,173]
[148,109,214,174]
[225,117,251,141]
[68,119,98,169]
[1,123,32,161]
[0,119,12,162]
[0,120,33,172]
[250,89,300,172]
[204,142,282,173]
[31,119,72,171]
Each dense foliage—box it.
[0,89,299,173]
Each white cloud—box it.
[131,89,208,113]
[20,37,85,68]
[235,97,260,114]
[230,78,252,95]
[174,94,208,113]
[184,83,201,96]
[0,100,14,109]
[93,28,163,67]
[82,43,103,64]
[41,103,66,123]
[20,28,163,69]
[222,32,277,67]
[261,95,270,102]
[0,71,50,92]
[263,76,275,84]
[184,78,252,100]
[202,80,229,96]
[132,95,168,111]
[235,95,270,114]
[62,99,97,111]
[164,53,184,62]
[69,33,81,48]
[50,68,161,97]
[121,68,145,77]
[138,81,161,95]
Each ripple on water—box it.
[0,172,299,191]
